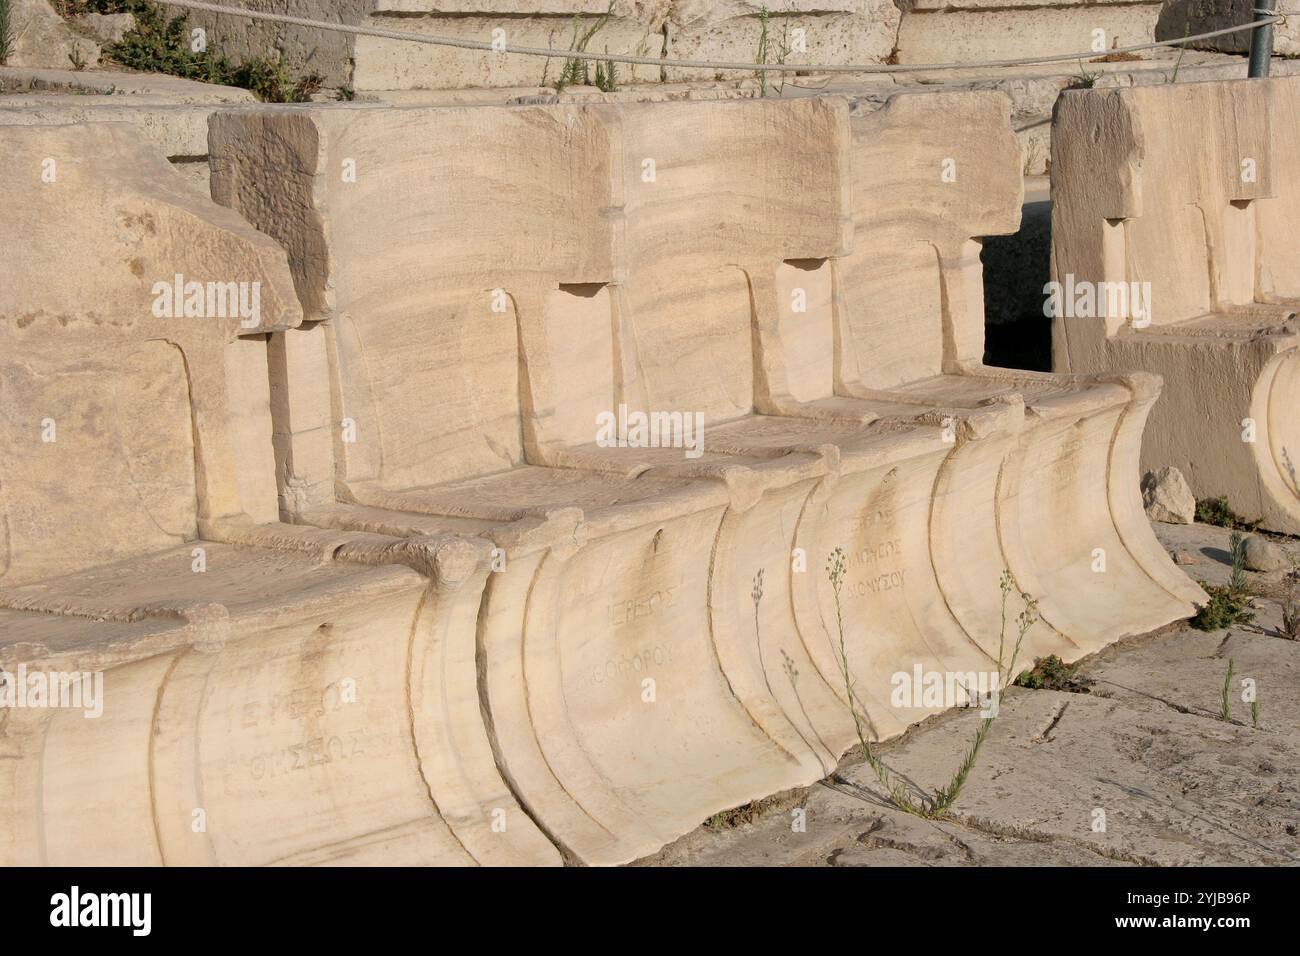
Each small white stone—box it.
[1142,466,1195,525]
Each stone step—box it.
[0,65,257,101]
[898,0,1164,64]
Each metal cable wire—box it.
[153,0,1287,76]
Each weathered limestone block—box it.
[185,0,669,90]
[1142,466,1196,524]
[183,0,374,89]
[0,123,554,867]
[662,0,899,82]
[355,1,666,90]
[1159,0,1300,59]
[179,0,894,90]
[0,102,249,196]
[0,124,299,361]
[1051,76,1300,534]
[81,11,136,44]
[0,103,214,160]
[3,0,101,70]
[897,0,1163,63]
[541,89,1193,769]
[208,98,842,868]
[839,90,1203,659]
[0,65,258,99]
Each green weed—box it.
[1068,59,1102,89]
[1191,531,1255,631]
[554,0,614,92]
[1220,657,1235,721]
[1014,655,1094,693]
[827,552,1037,819]
[78,0,322,102]
[0,0,14,66]
[1195,496,1260,531]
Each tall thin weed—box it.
[826,550,1037,818]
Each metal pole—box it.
[1249,0,1279,77]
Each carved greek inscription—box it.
[851,569,906,596]
[608,582,680,628]
[248,729,371,781]
[233,669,382,782]
[238,680,353,727]
[844,515,906,598]
[576,643,679,691]
[1047,433,1088,485]
[845,538,902,569]
[846,508,888,532]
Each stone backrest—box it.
[838,90,1023,390]
[209,92,1023,493]
[212,98,854,481]
[606,96,852,420]
[0,123,301,586]
[1052,76,1300,335]
[211,106,614,492]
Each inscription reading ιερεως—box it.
[607,583,680,628]
[239,682,353,727]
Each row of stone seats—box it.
[1052,74,1300,534]
[0,123,544,866]
[0,89,1203,866]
